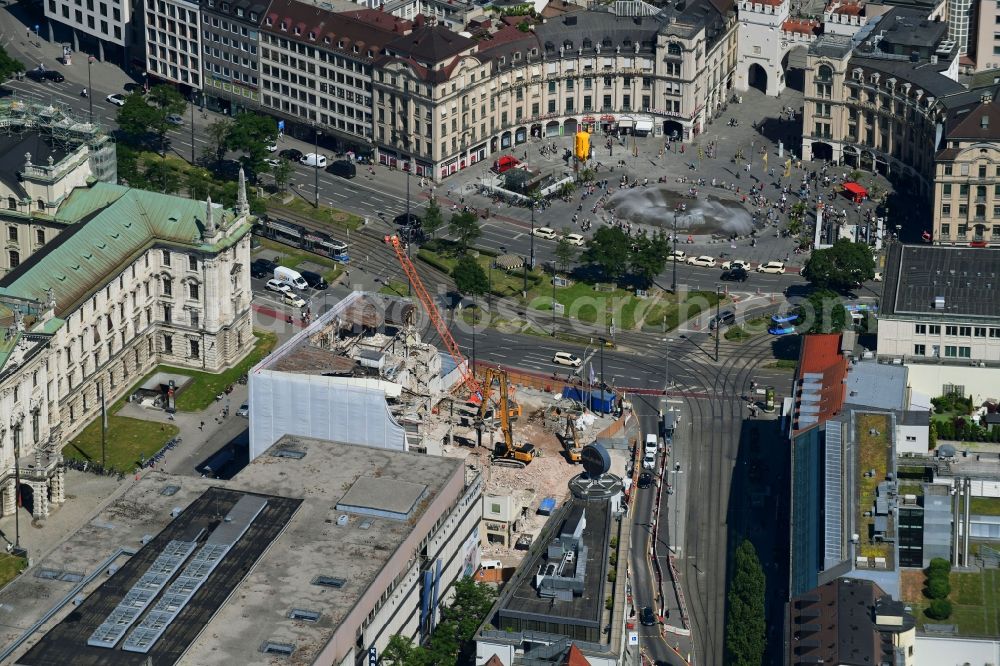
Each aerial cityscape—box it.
[0,0,998,662]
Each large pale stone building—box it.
[0,175,254,518]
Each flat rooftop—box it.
[881,244,1000,320]
[3,435,465,666]
[843,361,907,412]
[498,498,610,627]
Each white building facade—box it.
[145,0,203,89]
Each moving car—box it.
[299,269,328,290]
[532,227,558,240]
[300,153,327,168]
[274,265,309,290]
[757,261,786,274]
[637,472,653,489]
[166,113,184,125]
[106,93,127,106]
[686,255,717,268]
[27,69,64,82]
[722,266,749,282]
[709,310,737,330]
[640,606,657,626]
[123,82,143,94]
[237,403,249,417]
[874,272,883,282]
[564,233,585,246]
[668,250,686,262]
[552,351,582,367]
[327,160,356,178]
[251,258,277,278]
[721,258,749,271]
[264,158,281,169]
[644,433,658,456]
[394,213,421,228]
[768,312,800,335]
[266,139,278,152]
[265,278,292,294]
[279,148,304,161]
[283,292,306,308]
[642,451,656,469]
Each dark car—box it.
[709,310,737,330]
[640,606,657,626]
[722,266,749,282]
[27,69,64,82]
[251,258,277,279]
[300,269,328,290]
[123,82,144,93]
[326,159,356,179]
[637,472,653,489]
[394,212,421,228]
[279,148,304,162]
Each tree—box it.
[802,238,875,290]
[227,112,277,177]
[272,159,294,193]
[0,44,24,81]
[144,158,181,194]
[422,197,445,239]
[928,558,952,576]
[205,119,233,163]
[926,575,951,600]
[453,255,489,298]
[439,576,497,647]
[185,168,212,201]
[146,84,187,116]
[116,92,166,146]
[582,226,630,283]
[448,210,481,252]
[380,634,427,666]
[796,289,847,334]
[925,598,953,621]
[725,539,766,666]
[629,233,671,287]
[554,236,578,273]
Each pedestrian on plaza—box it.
[199,421,205,430]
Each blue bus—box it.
[768,312,800,336]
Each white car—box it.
[266,140,278,152]
[873,272,883,282]
[283,293,306,308]
[686,255,717,268]
[265,278,291,294]
[721,259,749,271]
[300,153,327,168]
[642,451,657,470]
[264,158,281,168]
[552,351,582,367]
[644,433,658,456]
[532,227,558,240]
[668,250,686,262]
[166,113,184,126]
[564,233,585,246]
[757,261,786,274]
[106,93,127,106]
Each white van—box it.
[274,266,308,290]
[481,559,502,570]
[644,433,658,456]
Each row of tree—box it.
[923,558,953,620]
[380,577,496,665]
[725,540,766,666]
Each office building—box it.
[42,0,130,62]
[199,0,267,112]
[3,434,483,665]
[145,0,203,89]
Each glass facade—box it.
[790,427,824,597]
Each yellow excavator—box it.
[562,414,583,463]
[476,367,522,421]
[476,368,534,467]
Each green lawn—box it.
[269,199,364,231]
[255,239,343,283]
[378,279,409,297]
[857,414,891,560]
[0,554,26,589]
[971,496,1000,516]
[155,331,277,411]
[765,359,799,369]
[64,412,179,472]
[908,570,1000,636]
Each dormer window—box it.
[221,2,228,9]
[235,7,243,16]
[563,40,573,49]
[583,38,592,49]
[513,51,521,61]
[308,30,315,40]
[353,45,359,53]
[264,16,272,25]
[367,49,374,57]
[499,56,506,65]
[293,25,300,35]
[530,47,537,56]
[279,20,287,31]
[249,11,257,20]
[338,40,344,48]
[323,36,330,44]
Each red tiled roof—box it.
[484,657,505,666]
[828,0,864,15]
[782,18,821,35]
[563,644,591,666]
[794,334,848,431]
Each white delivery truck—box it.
[274,266,308,290]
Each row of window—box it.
[160,278,200,300]
[202,29,256,55]
[204,61,257,85]
[162,334,200,358]
[152,0,196,24]
[938,223,1000,237]
[914,323,1000,337]
[205,0,257,21]
[942,162,1000,178]
[913,344,972,358]
[6,225,47,243]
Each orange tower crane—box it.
[384,235,482,400]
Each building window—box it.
[960,326,972,336]
[945,345,957,357]
[959,346,971,358]
[7,226,16,241]
[915,324,926,334]
[8,250,18,267]
[190,339,200,359]
[163,277,172,296]
[164,334,173,354]
[975,327,987,337]
[162,249,171,266]
[946,325,958,336]
[188,283,199,299]
[929,325,941,334]
[36,229,44,245]
[914,344,925,356]
[188,255,197,270]
[190,310,199,328]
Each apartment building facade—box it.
[42,0,130,61]
[0,179,254,519]
[145,0,203,89]
[200,0,267,112]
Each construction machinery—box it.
[481,367,534,467]
[476,367,522,422]
[384,235,482,401]
[562,414,583,463]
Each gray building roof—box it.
[0,132,72,199]
[881,244,1000,320]
[843,361,907,412]
[847,55,963,98]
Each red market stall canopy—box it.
[844,182,867,200]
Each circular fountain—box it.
[605,186,755,238]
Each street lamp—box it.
[12,426,21,551]
[313,126,321,208]
[551,270,557,336]
[715,285,723,362]
[598,337,607,414]
[189,94,196,164]
[523,200,536,297]
[671,213,679,293]
[670,462,682,553]
[86,55,95,122]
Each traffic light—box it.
[574,130,590,162]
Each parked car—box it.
[709,310,737,330]
[274,265,309,290]
[532,227,558,240]
[757,261,786,274]
[299,269,328,290]
[564,233,585,246]
[266,139,278,152]
[300,153,327,168]
[721,258,749,271]
[327,160,356,178]
[640,606,657,626]
[642,451,656,469]
[166,113,184,125]
[874,272,883,282]
[236,403,249,417]
[123,82,143,94]
[265,278,291,294]
[668,250,686,262]
[279,148,304,161]
[27,69,64,82]
[283,292,306,308]
[251,258,277,279]
[721,266,749,282]
[264,158,281,169]
[686,255,717,268]
[106,93,127,106]
[637,472,653,489]
[552,351,582,367]
[644,433,658,456]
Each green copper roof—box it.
[0,183,243,315]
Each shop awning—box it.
[618,116,635,129]
[635,118,654,132]
[844,182,867,196]
[600,114,616,122]
[582,116,596,124]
